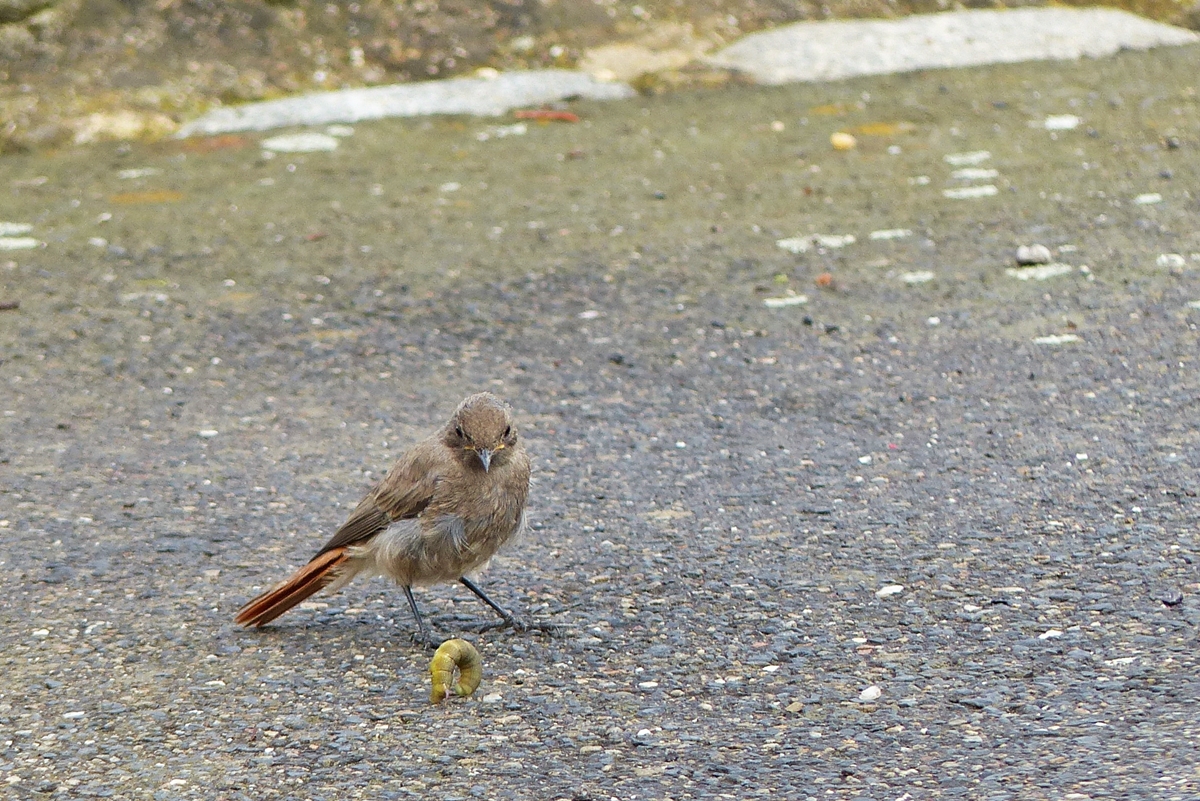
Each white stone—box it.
[943,185,998,199]
[763,294,809,308]
[951,167,999,180]
[1040,114,1081,130]
[1006,264,1075,281]
[1016,244,1053,265]
[869,228,912,240]
[944,151,991,166]
[117,167,162,179]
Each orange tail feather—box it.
[235,548,350,627]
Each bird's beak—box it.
[476,448,492,472]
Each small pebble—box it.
[1040,114,1081,130]
[1133,192,1163,205]
[1156,253,1186,269]
[859,685,882,702]
[1038,629,1063,639]
[117,167,161,179]
[900,270,935,284]
[875,584,904,598]
[476,123,527,141]
[763,294,808,309]
[868,228,911,240]
[1155,589,1184,607]
[943,150,990,166]
[951,167,998,180]
[1032,334,1080,345]
[830,132,857,151]
[1016,244,1052,265]
[1006,264,1075,281]
[776,234,855,253]
[943,185,998,199]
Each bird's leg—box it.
[403,585,442,649]
[459,576,556,634]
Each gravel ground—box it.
[2,42,1200,799]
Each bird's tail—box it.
[234,547,351,627]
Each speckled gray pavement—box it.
[2,33,1200,801]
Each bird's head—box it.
[444,392,519,473]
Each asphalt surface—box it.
[2,43,1200,800]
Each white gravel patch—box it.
[178,70,635,137]
[707,9,1198,85]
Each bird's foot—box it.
[478,614,558,636]
[409,629,445,650]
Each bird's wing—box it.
[313,443,442,557]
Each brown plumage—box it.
[235,392,535,644]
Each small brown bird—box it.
[235,392,538,645]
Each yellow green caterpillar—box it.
[429,638,482,703]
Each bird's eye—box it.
[455,425,464,439]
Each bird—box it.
[234,392,540,646]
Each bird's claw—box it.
[478,615,558,636]
[410,629,445,650]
